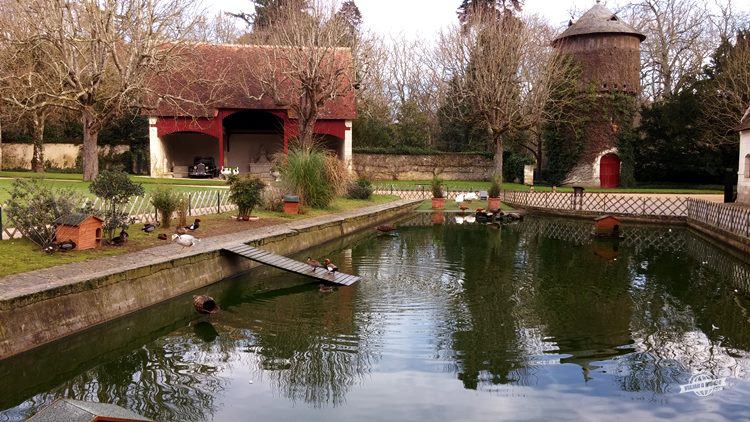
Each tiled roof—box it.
[54,214,103,227]
[145,43,356,120]
[553,3,645,43]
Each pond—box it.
[2,213,750,421]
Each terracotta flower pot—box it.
[432,197,445,209]
[283,201,300,214]
[431,211,445,224]
[487,197,501,211]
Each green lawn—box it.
[0,194,401,277]
[0,171,228,205]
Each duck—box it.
[323,258,338,274]
[464,192,479,202]
[157,233,168,240]
[57,239,76,252]
[193,294,219,315]
[306,256,322,272]
[455,215,465,224]
[185,218,201,231]
[220,166,233,179]
[232,167,240,175]
[111,229,129,246]
[142,223,158,233]
[319,283,335,293]
[455,193,465,203]
[459,204,469,213]
[172,233,199,248]
[376,224,397,234]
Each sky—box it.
[205,0,600,38]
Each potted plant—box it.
[431,176,445,209]
[228,175,266,220]
[487,176,502,210]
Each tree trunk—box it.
[82,110,99,181]
[31,115,45,173]
[493,136,504,184]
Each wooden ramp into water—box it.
[223,244,361,286]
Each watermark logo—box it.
[678,374,727,397]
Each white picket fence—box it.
[0,189,239,240]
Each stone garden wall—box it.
[0,143,129,170]
[352,153,494,181]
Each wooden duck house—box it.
[54,213,104,250]
[593,215,621,238]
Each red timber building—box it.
[146,43,356,179]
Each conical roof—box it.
[553,2,645,43]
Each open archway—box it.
[222,111,284,179]
[162,132,219,178]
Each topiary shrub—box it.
[228,175,266,219]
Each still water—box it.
[3,213,750,421]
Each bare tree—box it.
[1,0,204,180]
[620,0,748,102]
[701,30,750,146]
[436,11,576,180]
[248,0,356,150]
[187,12,244,44]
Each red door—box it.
[600,154,621,188]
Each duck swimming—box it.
[319,284,335,293]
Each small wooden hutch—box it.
[593,215,621,238]
[54,214,104,250]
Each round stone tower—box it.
[552,1,645,187]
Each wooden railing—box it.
[687,199,750,239]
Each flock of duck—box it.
[455,208,524,225]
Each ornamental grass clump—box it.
[275,146,347,209]
[488,176,502,198]
[150,186,180,228]
[431,176,444,198]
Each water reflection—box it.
[2,214,750,421]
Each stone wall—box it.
[0,143,129,170]
[352,153,494,180]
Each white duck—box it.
[232,167,240,175]
[220,166,233,179]
[464,192,479,201]
[172,233,199,248]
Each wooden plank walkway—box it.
[223,244,361,286]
